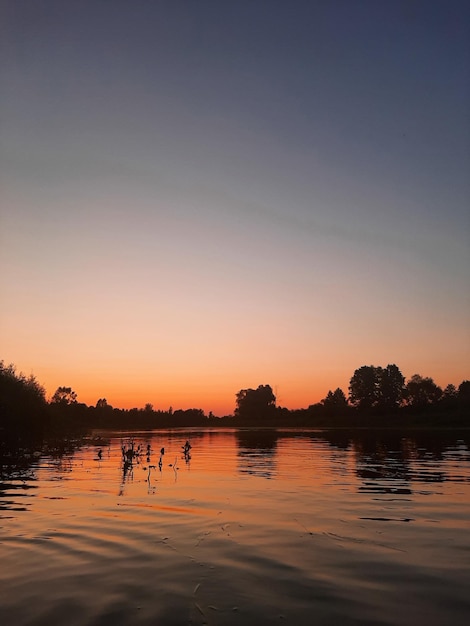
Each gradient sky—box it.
[1,0,469,415]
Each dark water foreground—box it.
[1,428,469,626]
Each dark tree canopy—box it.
[405,375,442,407]
[349,364,405,412]
[235,384,276,422]
[458,380,470,402]
[442,384,457,399]
[0,361,47,436]
[171,408,206,426]
[96,398,110,409]
[377,364,405,410]
[51,386,78,405]
[0,362,46,404]
[349,366,380,410]
[321,388,349,415]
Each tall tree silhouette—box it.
[349,366,378,410]
[235,385,276,422]
[349,364,405,412]
[377,364,405,410]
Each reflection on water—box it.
[236,429,278,478]
[1,428,470,626]
[349,431,468,494]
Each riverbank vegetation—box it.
[1,360,469,442]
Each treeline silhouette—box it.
[1,360,469,441]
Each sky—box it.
[1,0,469,415]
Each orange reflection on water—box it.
[1,428,470,626]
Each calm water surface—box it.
[1,428,469,625]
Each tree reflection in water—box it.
[0,437,87,513]
[236,429,279,479]
[315,429,470,495]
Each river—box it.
[1,428,469,625]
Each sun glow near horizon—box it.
[2,347,468,417]
[1,2,469,414]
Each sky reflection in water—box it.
[1,428,470,626]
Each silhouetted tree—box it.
[96,398,111,409]
[442,384,457,399]
[0,361,48,437]
[458,380,470,403]
[377,364,405,410]
[51,386,78,405]
[405,375,442,407]
[0,362,46,404]
[321,388,349,416]
[349,364,405,412]
[172,408,206,426]
[349,366,379,410]
[235,385,276,422]
[439,384,458,410]
[93,398,114,427]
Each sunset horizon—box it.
[2,4,470,623]
[1,1,469,417]
[2,355,468,417]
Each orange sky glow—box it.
[1,3,469,415]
